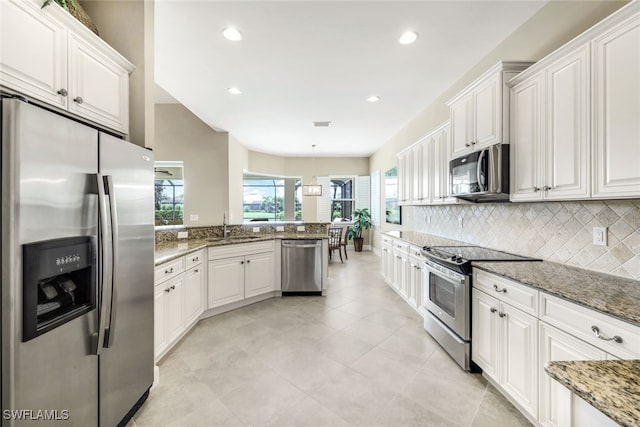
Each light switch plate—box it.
[252,227,260,233]
[276,226,285,232]
[189,214,199,221]
[297,226,305,232]
[593,227,607,246]
[177,231,188,239]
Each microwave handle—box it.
[477,150,486,192]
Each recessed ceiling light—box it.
[228,87,242,95]
[222,27,243,41]
[367,95,380,103]
[399,31,418,45]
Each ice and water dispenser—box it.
[22,236,96,341]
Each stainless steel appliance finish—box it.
[421,245,539,372]
[450,143,509,202]
[281,240,323,295]
[1,97,154,426]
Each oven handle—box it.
[423,261,466,285]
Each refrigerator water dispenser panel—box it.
[22,236,97,341]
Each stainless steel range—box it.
[420,246,539,372]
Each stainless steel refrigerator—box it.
[1,96,154,426]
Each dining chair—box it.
[340,225,350,260]
[328,227,343,263]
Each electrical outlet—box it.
[276,226,285,232]
[177,231,188,239]
[297,226,305,232]
[189,214,199,221]
[593,227,608,246]
[426,215,431,224]
[252,227,260,233]
[458,217,464,228]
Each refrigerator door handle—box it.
[104,175,119,348]
[92,173,112,355]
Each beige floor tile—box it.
[341,318,399,346]
[266,396,351,427]
[471,385,533,427]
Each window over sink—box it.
[154,161,184,226]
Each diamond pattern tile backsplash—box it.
[412,199,640,280]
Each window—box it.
[330,178,354,221]
[155,161,184,226]
[243,176,302,222]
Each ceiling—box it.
[155,1,547,157]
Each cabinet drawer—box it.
[393,239,409,254]
[473,269,538,316]
[208,240,274,260]
[185,249,204,270]
[409,244,423,258]
[381,235,393,245]
[154,258,185,284]
[540,293,640,359]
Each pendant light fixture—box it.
[302,144,322,196]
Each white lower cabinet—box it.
[380,236,422,314]
[207,241,276,309]
[472,288,538,419]
[381,236,393,285]
[407,250,423,310]
[538,323,607,427]
[154,250,205,361]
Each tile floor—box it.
[129,251,532,426]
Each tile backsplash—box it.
[413,199,640,280]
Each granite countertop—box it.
[382,231,640,326]
[545,360,640,427]
[472,260,640,326]
[155,233,328,266]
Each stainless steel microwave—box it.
[449,143,509,202]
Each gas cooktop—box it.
[421,245,540,274]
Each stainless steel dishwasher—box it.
[281,239,323,295]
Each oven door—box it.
[423,262,470,340]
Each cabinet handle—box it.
[240,261,244,264]
[73,96,84,104]
[490,307,497,313]
[164,288,171,293]
[194,269,199,273]
[192,256,199,262]
[165,267,174,274]
[498,312,506,318]
[57,88,68,97]
[532,187,540,192]
[591,326,623,343]
[171,285,175,290]
[493,284,507,293]
[465,142,471,147]
[543,185,553,191]
[246,260,251,264]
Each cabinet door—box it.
[450,93,474,157]
[407,256,422,309]
[510,74,543,202]
[68,33,130,133]
[545,45,590,200]
[474,73,501,147]
[431,132,446,203]
[500,303,538,418]
[412,144,425,204]
[471,289,499,378]
[245,252,275,298]
[0,0,67,109]
[153,285,167,359]
[165,275,184,344]
[592,14,640,198]
[398,150,413,205]
[184,266,204,327]
[381,243,393,285]
[539,323,607,427]
[208,256,245,308]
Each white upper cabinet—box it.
[510,2,640,202]
[0,0,134,134]
[592,10,640,198]
[448,62,533,158]
[510,46,591,202]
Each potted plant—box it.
[347,208,371,252]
